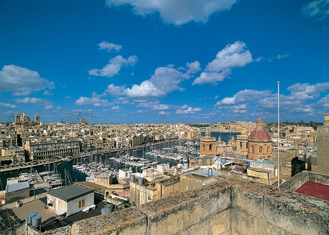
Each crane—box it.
[88,108,92,128]
[4,114,14,126]
[77,113,87,126]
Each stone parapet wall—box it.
[231,179,329,235]
[43,179,328,235]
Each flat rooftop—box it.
[295,181,329,201]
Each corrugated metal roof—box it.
[48,184,94,202]
[5,181,29,193]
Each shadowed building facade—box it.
[200,129,217,158]
[317,113,329,175]
[248,117,272,160]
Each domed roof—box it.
[248,117,271,142]
[20,112,30,121]
[248,129,271,142]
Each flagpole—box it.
[277,81,280,189]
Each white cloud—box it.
[64,96,72,99]
[315,94,329,108]
[158,111,170,115]
[106,0,238,25]
[98,41,122,52]
[215,89,271,106]
[301,0,329,20]
[106,66,190,100]
[256,82,329,114]
[137,101,170,110]
[0,102,18,109]
[15,97,51,106]
[89,55,137,77]
[193,69,232,85]
[277,53,291,59]
[193,41,253,85]
[112,106,123,112]
[176,104,202,114]
[74,96,112,107]
[43,91,53,96]
[0,65,55,96]
[186,61,201,74]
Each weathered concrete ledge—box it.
[41,178,329,235]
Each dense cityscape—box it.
[0,111,328,234]
[1,0,329,234]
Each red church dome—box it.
[248,117,271,142]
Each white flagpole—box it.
[277,81,280,189]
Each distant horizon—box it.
[1,1,328,124]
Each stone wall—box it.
[43,178,328,235]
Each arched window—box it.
[259,146,263,153]
[252,146,254,153]
[209,144,212,151]
[240,142,242,148]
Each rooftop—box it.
[295,181,329,201]
[48,184,94,202]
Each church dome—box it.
[248,117,271,142]
[20,112,30,122]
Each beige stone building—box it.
[247,118,272,160]
[14,112,40,130]
[200,129,217,158]
[47,184,94,216]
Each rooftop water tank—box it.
[101,208,106,215]
[130,175,135,182]
[101,206,112,214]
[208,168,213,177]
[26,212,38,225]
[31,215,42,227]
[138,178,143,185]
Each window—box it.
[79,199,85,208]
[251,146,254,153]
[259,146,263,153]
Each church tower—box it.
[35,113,40,124]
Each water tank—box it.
[130,175,135,182]
[138,178,143,185]
[101,206,111,214]
[104,204,113,209]
[27,212,38,224]
[101,208,106,215]
[31,215,42,227]
[208,168,213,177]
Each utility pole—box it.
[277,81,280,189]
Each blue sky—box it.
[1,0,328,124]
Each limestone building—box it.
[317,113,329,175]
[231,128,248,156]
[200,129,216,158]
[248,117,272,160]
[14,111,40,129]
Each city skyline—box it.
[1,0,329,124]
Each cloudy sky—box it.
[1,0,328,124]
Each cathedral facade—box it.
[14,112,40,129]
